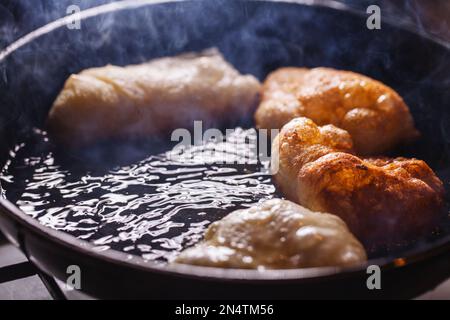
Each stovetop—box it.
[0,235,93,300]
[0,235,449,300]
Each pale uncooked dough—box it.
[174,199,367,269]
[48,49,261,146]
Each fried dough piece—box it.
[271,117,354,201]
[48,49,261,146]
[174,199,367,269]
[272,117,444,249]
[256,67,419,155]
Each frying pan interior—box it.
[0,0,449,299]
[0,0,449,164]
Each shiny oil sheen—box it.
[0,128,276,263]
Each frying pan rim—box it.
[0,0,449,60]
[2,197,450,283]
[0,0,449,283]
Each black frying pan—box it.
[0,0,450,299]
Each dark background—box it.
[0,0,449,50]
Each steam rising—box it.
[0,0,448,263]
[0,0,448,159]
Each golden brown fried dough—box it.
[271,117,354,201]
[256,67,419,155]
[48,49,261,146]
[272,117,444,250]
[174,199,367,269]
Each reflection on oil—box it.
[1,129,276,263]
